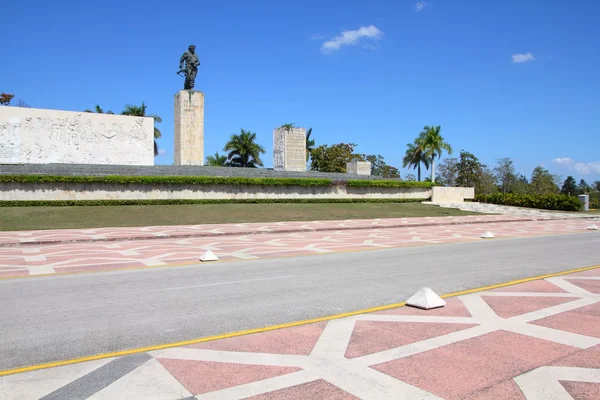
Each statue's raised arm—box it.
[177,45,200,90]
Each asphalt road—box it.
[1,232,599,370]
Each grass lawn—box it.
[0,203,480,231]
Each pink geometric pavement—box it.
[2,268,599,399]
[187,322,328,356]
[371,330,578,399]
[1,216,597,278]
[489,279,567,293]
[246,379,360,399]
[344,321,477,358]
[156,358,302,395]
[480,295,577,318]
[565,279,600,294]
[0,214,542,247]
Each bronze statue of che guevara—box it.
[178,45,200,90]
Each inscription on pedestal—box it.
[273,127,306,172]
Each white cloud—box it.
[553,157,600,175]
[320,25,383,54]
[574,162,600,175]
[512,52,535,63]
[552,157,574,166]
[414,1,429,12]
[158,149,167,155]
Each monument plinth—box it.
[346,160,372,176]
[273,127,306,172]
[174,90,204,165]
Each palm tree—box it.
[223,129,266,167]
[420,125,453,183]
[306,127,315,162]
[206,151,228,166]
[402,135,429,181]
[84,105,114,114]
[121,102,162,156]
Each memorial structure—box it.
[273,126,307,172]
[346,160,372,176]
[174,45,204,165]
[0,106,154,165]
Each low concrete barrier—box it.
[431,186,475,204]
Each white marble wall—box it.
[0,106,154,165]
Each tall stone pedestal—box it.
[273,127,306,172]
[174,90,204,165]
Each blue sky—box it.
[2,0,599,182]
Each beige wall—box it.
[431,186,475,204]
[0,106,154,165]
[1,183,432,201]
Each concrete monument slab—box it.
[346,161,372,176]
[273,127,306,172]
[0,106,154,165]
[174,90,204,165]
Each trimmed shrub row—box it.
[0,174,434,188]
[0,174,330,187]
[0,198,426,207]
[346,180,434,188]
[475,193,582,212]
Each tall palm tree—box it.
[402,135,429,181]
[223,129,266,167]
[420,125,453,183]
[306,127,315,162]
[206,151,228,166]
[121,102,162,156]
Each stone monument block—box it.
[174,90,204,165]
[0,106,154,165]
[579,194,589,212]
[273,127,306,172]
[346,160,372,176]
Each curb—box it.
[0,216,552,247]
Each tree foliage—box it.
[494,157,518,194]
[402,135,429,182]
[578,179,591,195]
[455,150,484,188]
[420,125,453,183]
[0,93,14,105]
[529,166,560,195]
[354,153,400,178]
[223,129,266,167]
[436,158,458,187]
[205,151,228,167]
[310,142,358,173]
[85,105,114,114]
[561,176,578,196]
[306,127,315,162]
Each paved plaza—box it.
[1,267,599,399]
[0,215,597,278]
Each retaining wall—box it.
[0,182,432,201]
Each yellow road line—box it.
[0,263,598,377]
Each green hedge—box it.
[475,193,582,212]
[346,180,433,188]
[0,174,433,189]
[0,198,426,207]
